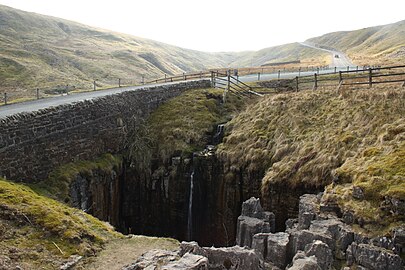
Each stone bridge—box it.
[0,80,211,182]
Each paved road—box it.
[0,64,357,119]
[299,42,355,67]
[0,81,190,119]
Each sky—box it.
[0,0,404,52]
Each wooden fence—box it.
[294,65,405,91]
[212,71,262,99]
[2,65,404,105]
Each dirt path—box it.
[74,235,179,270]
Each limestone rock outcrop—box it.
[236,197,275,248]
[237,196,404,270]
[124,242,263,270]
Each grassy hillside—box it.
[0,4,403,101]
[0,5,241,98]
[0,153,181,269]
[128,88,246,170]
[307,20,405,65]
[229,42,331,67]
[0,177,120,269]
[218,86,405,234]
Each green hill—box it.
[0,4,403,101]
[307,20,405,65]
[0,4,241,97]
[229,42,331,67]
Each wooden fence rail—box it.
[295,65,405,91]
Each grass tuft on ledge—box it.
[0,177,121,269]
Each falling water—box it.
[213,124,225,144]
[187,171,194,240]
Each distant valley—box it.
[0,4,404,98]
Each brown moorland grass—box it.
[218,85,405,234]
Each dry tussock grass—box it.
[218,86,405,231]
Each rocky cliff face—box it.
[69,165,124,228]
[235,196,405,270]
[118,147,242,247]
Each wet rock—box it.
[266,232,290,269]
[342,211,354,225]
[203,245,263,270]
[60,255,82,270]
[309,218,354,259]
[354,233,370,245]
[287,251,320,270]
[179,241,206,257]
[240,197,275,229]
[304,240,333,270]
[179,241,263,270]
[236,197,274,247]
[290,229,334,254]
[122,249,178,270]
[319,200,342,217]
[236,216,271,248]
[162,253,208,270]
[352,186,364,200]
[252,233,268,260]
[285,218,298,230]
[241,197,266,219]
[298,194,319,230]
[371,236,395,251]
[346,242,403,270]
[393,227,405,254]
[380,196,405,216]
[252,232,290,268]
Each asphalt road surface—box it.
[0,81,188,119]
[299,42,355,67]
[0,64,358,119]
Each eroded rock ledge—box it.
[123,195,404,270]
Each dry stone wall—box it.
[0,80,211,182]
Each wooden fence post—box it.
[295,76,299,92]
[142,75,145,85]
[211,71,215,88]
[314,73,318,90]
[317,67,319,74]
[334,67,337,73]
[227,73,230,93]
[118,78,121,87]
[164,74,167,83]
[278,70,280,80]
[339,71,342,83]
[93,81,96,91]
[258,72,260,81]
[36,88,39,99]
[4,93,7,105]
[368,68,372,88]
[347,66,349,72]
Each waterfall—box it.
[187,171,194,240]
[213,124,225,144]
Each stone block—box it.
[267,232,290,269]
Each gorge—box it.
[1,81,404,269]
